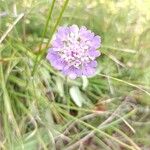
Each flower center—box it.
[57,33,92,68]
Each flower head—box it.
[46,25,101,79]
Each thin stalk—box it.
[46,0,70,49]
[39,0,56,51]
[32,0,69,76]
[58,107,136,150]
[32,0,56,76]
[0,52,21,148]
[98,73,150,96]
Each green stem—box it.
[0,51,21,148]
[32,0,56,76]
[32,0,69,76]
[39,0,56,51]
[46,0,70,49]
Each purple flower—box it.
[46,25,101,79]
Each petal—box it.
[70,24,79,34]
[63,68,77,79]
[87,48,101,57]
[57,26,69,40]
[62,66,82,79]
[79,26,87,34]
[51,59,66,70]
[91,35,101,48]
[74,68,82,77]
[46,50,59,62]
[47,50,66,70]
[57,26,69,35]
[52,37,63,48]
[87,61,98,67]
[79,28,94,41]
[82,66,96,76]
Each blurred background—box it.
[0,0,150,149]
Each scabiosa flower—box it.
[46,25,101,79]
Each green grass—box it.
[0,0,150,149]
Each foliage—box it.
[0,0,150,149]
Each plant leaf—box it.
[69,86,85,107]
